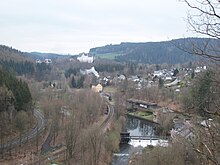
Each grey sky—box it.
[0,0,195,54]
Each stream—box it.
[111,116,167,165]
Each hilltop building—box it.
[77,53,94,63]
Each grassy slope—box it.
[128,111,154,121]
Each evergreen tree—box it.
[191,70,195,79]
[77,76,85,88]
[183,70,214,117]
[71,76,77,88]
[0,68,32,111]
[0,60,34,75]
[158,78,164,88]
[173,68,179,76]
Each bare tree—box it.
[88,127,104,165]
[183,0,220,63]
[15,110,29,153]
[65,117,80,162]
[151,1,220,164]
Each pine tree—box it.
[71,76,76,88]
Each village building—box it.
[45,59,52,64]
[77,53,94,63]
[118,74,126,81]
[36,59,42,64]
[35,59,52,64]
[91,84,103,93]
[80,67,99,78]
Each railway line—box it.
[29,99,115,164]
[100,101,115,132]
[0,109,46,150]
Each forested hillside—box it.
[0,68,32,112]
[0,67,33,149]
[90,38,217,64]
[0,45,32,62]
[0,45,35,75]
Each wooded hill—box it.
[0,68,32,112]
[0,45,32,62]
[90,38,218,64]
[0,45,32,111]
[0,45,53,82]
[0,45,35,75]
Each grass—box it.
[47,161,62,165]
[103,86,117,93]
[129,111,154,121]
[95,53,121,60]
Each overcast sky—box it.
[0,0,197,54]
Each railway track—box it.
[29,100,115,164]
[100,101,115,132]
[0,109,46,150]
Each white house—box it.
[45,59,52,64]
[77,53,94,63]
[36,59,52,64]
[36,59,42,64]
[80,67,99,78]
[130,75,139,82]
[153,70,163,77]
[118,74,126,81]
[165,76,172,81]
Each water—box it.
[111,116,167,165]
[111,144,131,165]
[127,117,156,136]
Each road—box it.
[0,109,46,149]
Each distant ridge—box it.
[28,52,72,60]
[90,38,218,64]
[0,45,73,62]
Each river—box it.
[111,116,167,165]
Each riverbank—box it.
[111,115,162,165]
[127,112,158,125]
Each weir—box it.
[120,132,162,143]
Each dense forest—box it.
[95,63,124,72]
[0,45,35,75]
[0,45,53,79]
[0,68,32,112]
[0,45,31,62]
[0,60,35,75]
[90,38,218,64]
